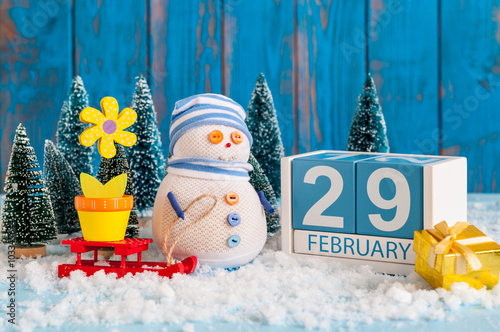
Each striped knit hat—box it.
[169,93,253,154]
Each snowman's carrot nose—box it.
[226,143,231,148]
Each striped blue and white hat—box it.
[169,93,252,153]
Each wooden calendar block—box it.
[356,156,440,239]
[281,150,467,275]
[292,152,376,234]
[356,155,467,239]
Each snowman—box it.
[153,93,274,269]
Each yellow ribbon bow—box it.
[427,221,483,272]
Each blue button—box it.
[227,213,241,226]
[227,235,241,248]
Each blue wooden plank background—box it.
[1,0,500,193]
[369,0,439,155]
[74,0,148,108]
[0,0,71,181]
[296,0,365,153]
[441,0,500,192]
[151,0,222,144]
[222,0,294,155]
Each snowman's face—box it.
[173,124,251,162]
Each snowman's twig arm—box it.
[257,191,275,214]
[167,192,184,220]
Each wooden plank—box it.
[368,0,439,156]
[441,1,500,192]
[0,0,71,188]
[74,0,148,108]
[296,0,366,153]
[151,0,222,152]
[222,0,294,155]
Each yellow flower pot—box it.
[75,195,133,242]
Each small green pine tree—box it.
[1,124,57,246]
[29,190,58,244]
[44,140,82,234]
[128,75,165,212]
[347,74,390,153]
[96,144,139,238]
[248,153,280,235]
[56,76,95,177]
[246,73,285,198]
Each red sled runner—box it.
[58,237,197,278]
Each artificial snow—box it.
[2,197,500,331]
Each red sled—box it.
[58,237,197,278]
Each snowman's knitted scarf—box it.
[167,156,253,182]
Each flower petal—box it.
[79,125,104,147]
[114,131,137,147]
[98,134,117,159]
[116,108,137,131]
[100,96,119,120]
[80,107,105,125]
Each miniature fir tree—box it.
[128,75,165,212]
[96,144,139,238]
[246,73,285,198]
[44,140,82,234]
[1,124,57,246]
[29,190,58,244]
[249,153,280,235]
[347,74,390,153]
[56,76,95,177]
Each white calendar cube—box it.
[281,150,467,275]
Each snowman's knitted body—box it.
[153,94,267,268]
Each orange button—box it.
[226,192,239,205]
[209,130,223,144]
[231,131,244,144]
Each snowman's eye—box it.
[231,131,244,144]
[209,130,224,144]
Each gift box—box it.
[414,221,500,290]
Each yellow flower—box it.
[79,96,137,159]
